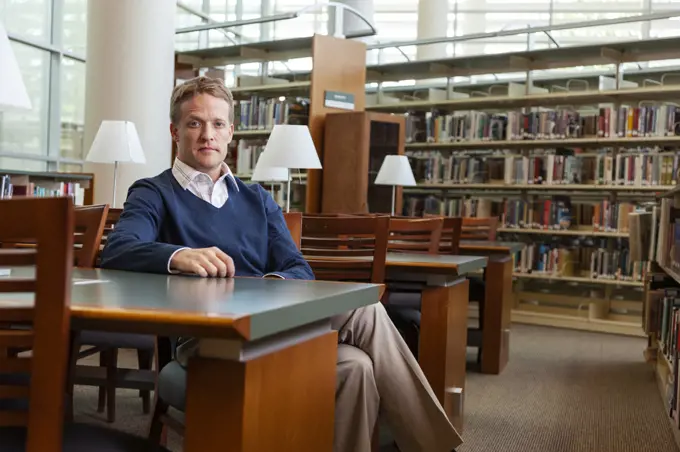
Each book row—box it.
[0,176,85,206]
[411,152,680,186]
[404,105,680,143]
[403,196,497,218]
[514,242,646,282]
[235,97,309,131]
[501,199,635,232]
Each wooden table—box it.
[387,253,486,431]
[0,268,381,452]
[459,240,524,375]
[305,252,487,431]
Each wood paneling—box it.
[418,278,469,432]
[481,256,513,375]
[322,112,405,214]
[306,34,367,213]
[184,331,338,452]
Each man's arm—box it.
[100,181,185,274]
[260,186,314,280]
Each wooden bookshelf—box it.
[0,170,94,205]
[364,37,680,336]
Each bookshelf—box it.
[174,34,368,213]
[0,170,94,205]
[356,37,680,336]
[646,255,680,448]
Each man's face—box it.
[170,93,234,176]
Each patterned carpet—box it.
[73,324,679,452]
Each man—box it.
[100,76,462,452]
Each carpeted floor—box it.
[73,324,680,452]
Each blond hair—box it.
[170,76,234,125]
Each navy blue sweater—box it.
[100,169,314,280]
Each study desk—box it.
[0,268,381,452]
[458,240,524,375]
[305,252,488,431]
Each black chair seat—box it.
[79,331,155,350]
[0,423,170,452]
[157,361,187,412]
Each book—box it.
[0,269,11,276]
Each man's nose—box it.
[201,124,215,141]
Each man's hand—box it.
[170,247,235,278]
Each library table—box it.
[305,252,487,431]
[459,240,525,375]
[0,268,381,452]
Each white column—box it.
[83,0,176,208]
[416,0,449,60]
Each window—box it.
[0,0,51,43]
[60,57,85,160]
[0,42,49,158]
[62,0,86,55]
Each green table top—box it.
[385,253,487,275]
[459,240,525,254]
[0,268,381,341]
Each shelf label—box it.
[324,91,355,110]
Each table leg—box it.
[183,330,338,452]
[481,256,513,375]
[418,277,469,432]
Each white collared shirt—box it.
[171,158,238,208]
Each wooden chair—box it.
[301,215,390,284]
[461,217,499,241]
[0,197,169,452]
[424,215,463,255]
[283,212,302,250]
[387,217,444,254]
[74,206,156,423]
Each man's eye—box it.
[215,122,225,128]
[189,121,200,127]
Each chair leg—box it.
[65,331,82,422]
[137,349,153,414]
[105,347,118,423]
[149,398,170,446]
[97,351,106,413]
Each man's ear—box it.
[169,122,179,142]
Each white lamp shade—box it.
[257,124,322,169]
[0,21,31,110]
[251,160,289,182]
[85,120,147,164]
[374,155,416,186]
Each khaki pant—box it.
[332,303,463,452]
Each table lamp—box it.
[374,155,417,216]
[256,124,322,212]
[251,157,289,194]
[85,120,146,208]
[0,21,31,110]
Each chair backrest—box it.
[0,204,108,268]
[461,217,499,241]
[0,197,74,452]
[283,212,302,250]
[387,217,444,255]
[301,215,389,284]
[424,215,463,255]
[73,205,109,267]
